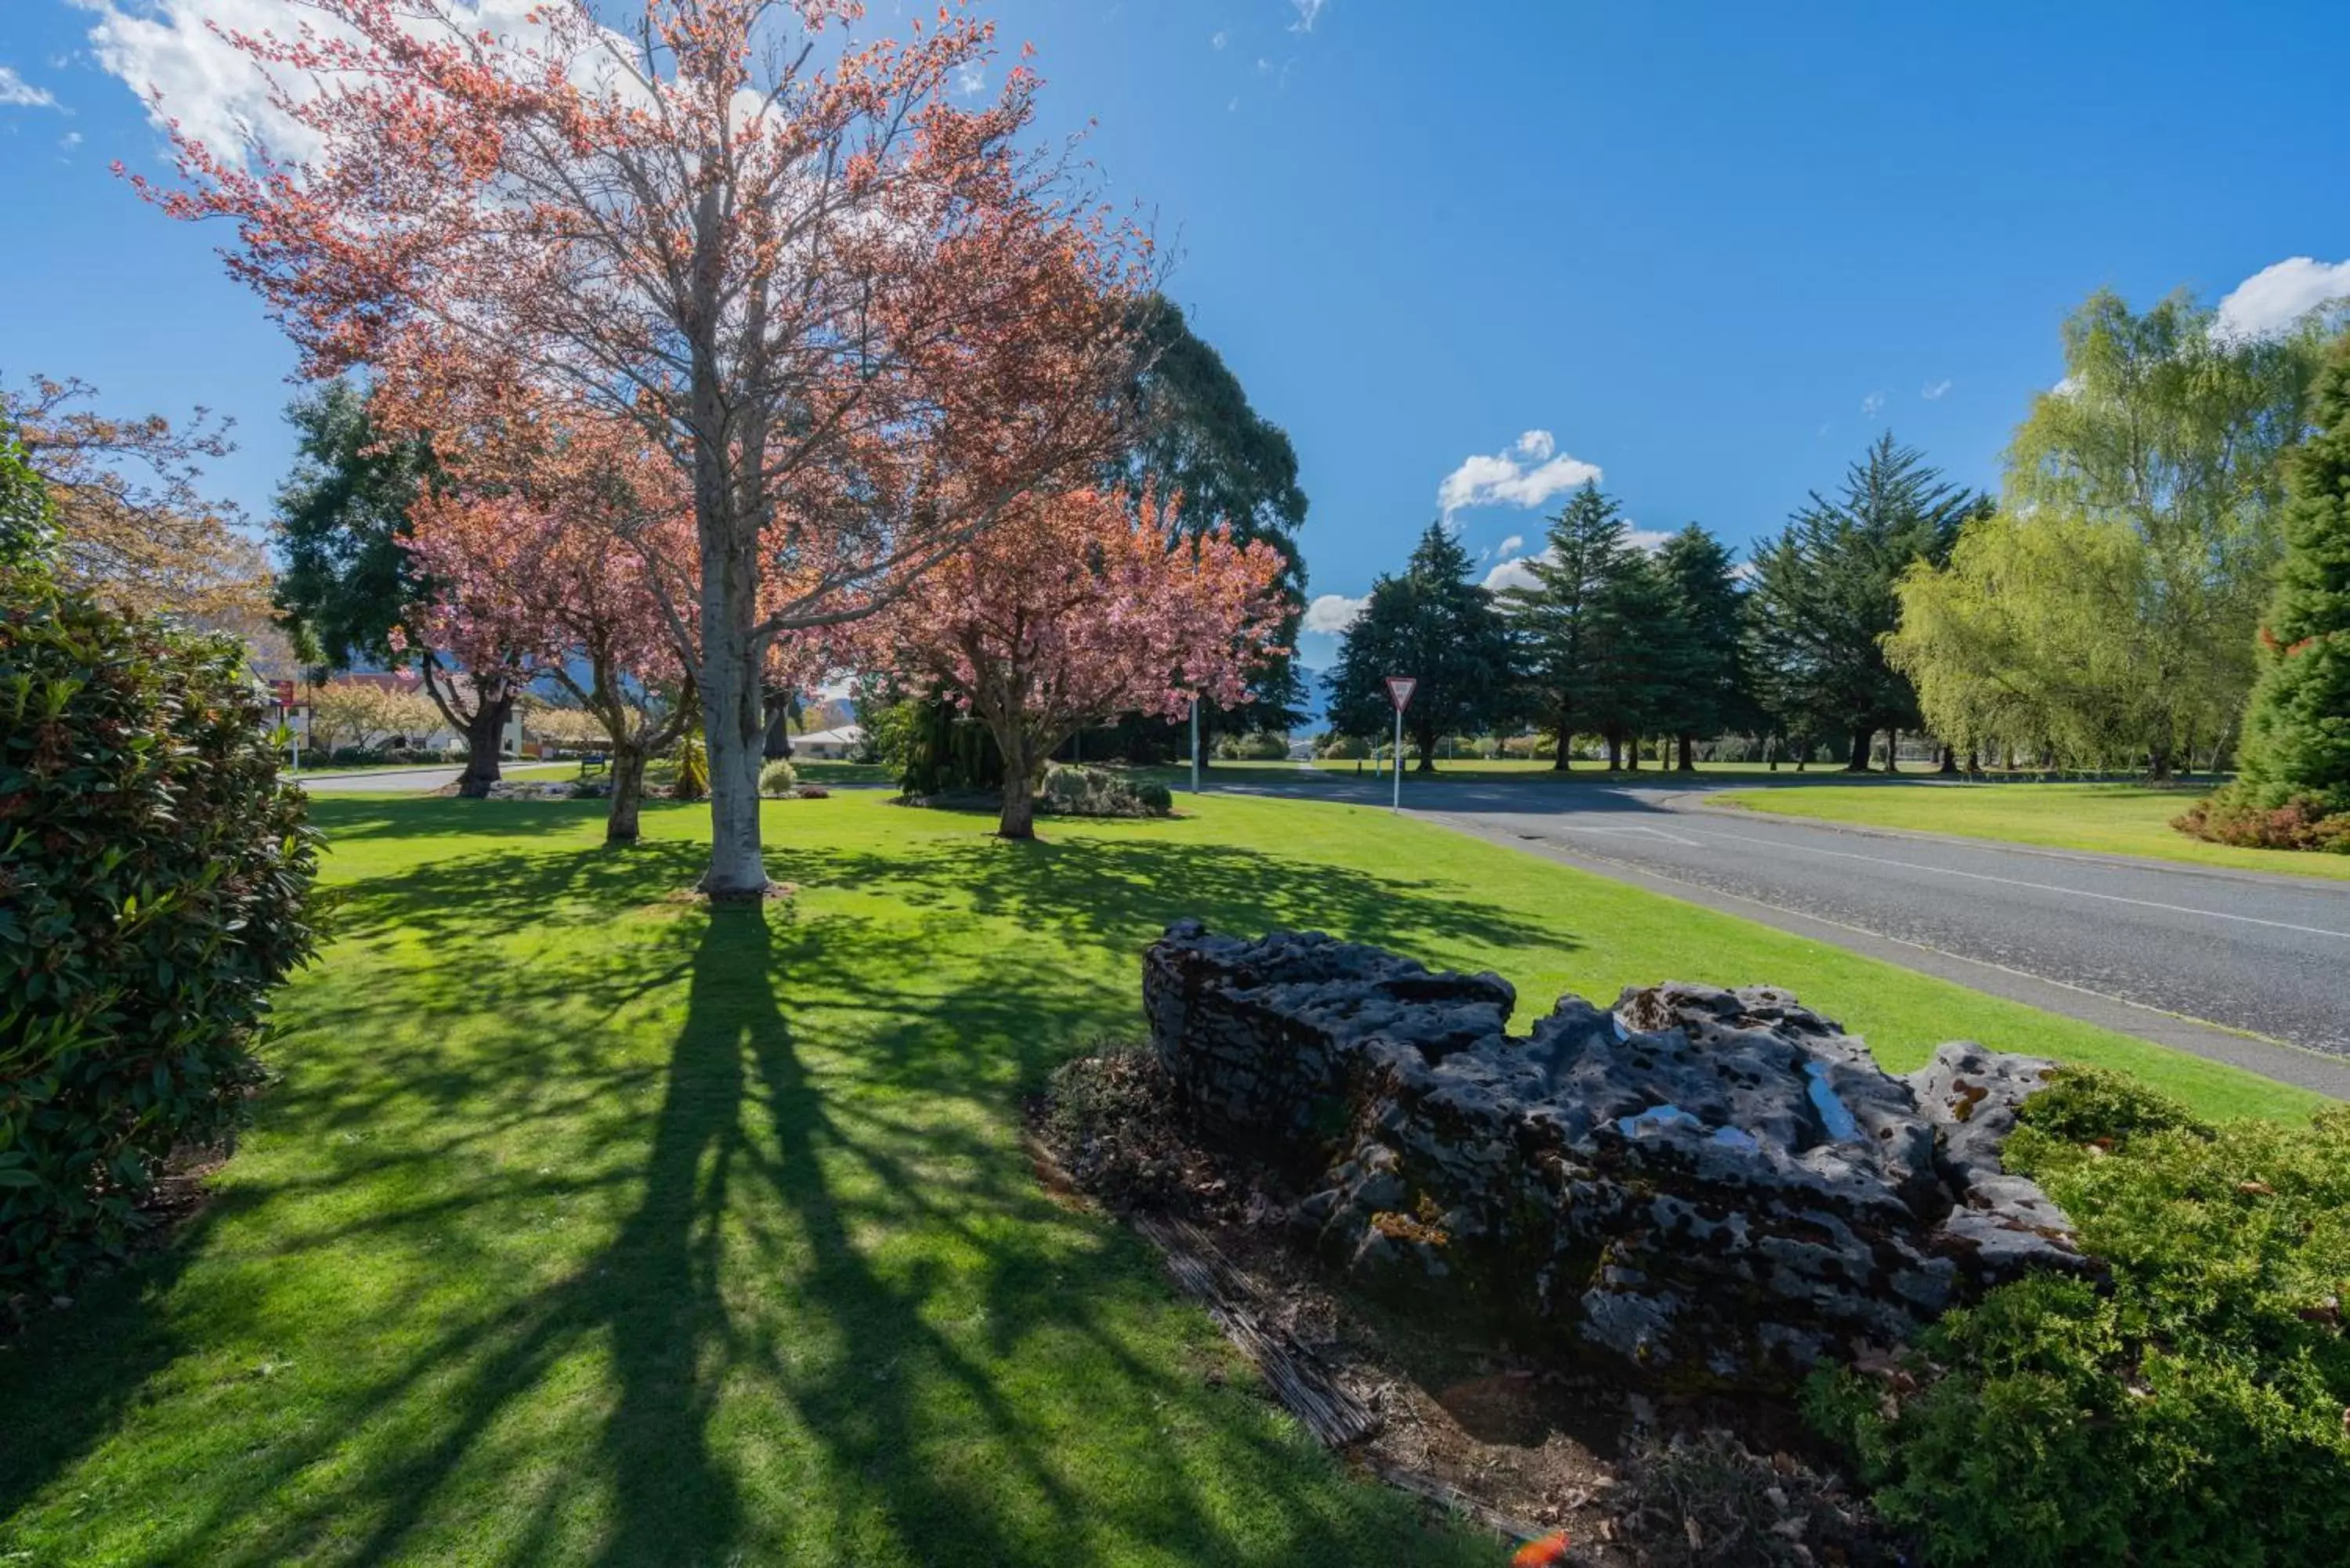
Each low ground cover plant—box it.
[1807,1068,2350,1566]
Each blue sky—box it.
[5,0,2349,670]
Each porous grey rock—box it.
[1144,923,2089,1390]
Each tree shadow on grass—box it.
[4,826,1509,1566]
[306,795,639,846]
[320,825,1569,986]
[86,909,1485,1564]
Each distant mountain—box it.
[1291,666,1332,732]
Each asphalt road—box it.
[1210,768,2350,1096]
[292,763,571,793]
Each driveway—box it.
[1202,768,2350,1097]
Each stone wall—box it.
[1143,920,2088,1389]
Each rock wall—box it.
[1143,920,2088,1389]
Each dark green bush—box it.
[2,565,323,1300]
[1039,763,1171,818]
[1807,1096,2350,1567]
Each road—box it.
[1209,768,2350,1097]
[292,763,571,793]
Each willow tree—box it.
[1992,288,2330,775]
[1889,510,2178,769]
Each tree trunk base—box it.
[696,876,790,903]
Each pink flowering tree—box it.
[866,487,1288,837]
[133,0,1145,896]
[398,382,705,839]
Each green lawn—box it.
[0,792,2325,1568]
[1713,780,2350,882]
[788,757,897,786]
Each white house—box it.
[793,724,865,760]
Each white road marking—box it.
[1531,813,2350,941]
[1546,822,1702,847]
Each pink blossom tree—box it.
[133,0,1145,896]
[866,487,1288,837]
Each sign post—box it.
[1382,675,1417,811]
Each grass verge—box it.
[0,790,2323,1566]
[1713,781,2350,882]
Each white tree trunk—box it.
[698,627,771,896]
[694,427,773,896]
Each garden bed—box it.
[1032,1045,1898,1565]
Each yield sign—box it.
[1383,675,1418,713]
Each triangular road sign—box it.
[1383,675,1418,713]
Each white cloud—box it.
[953,62,986,97]
[79,0,651,165]
[1497,533,1524,557]
[1860,390,1885,419]
[1922,378,1952,400]
[1289,0,1329,32]
[0,65,58,108]
[1210,30,1228,49]
[1483,551,1547,594]
[1301,593,1368,634]
[2215,257,2350,341]
[1437,432,1601,519]
[1483,526,1671,595]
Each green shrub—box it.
[1038,763,1170,818]
[2003,1063,2214,1151]
[2,566,323,1299]
[757,757,797,797]
[1226,732,1289,761]
[671,731,709,800]
[1807,1097,2350,1567]
[1317,733,1368,760]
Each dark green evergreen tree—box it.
[1654,523,1748,770]
[1745,432,1979,770]
[1581,548,1681,770]
[1499,480,1630,770]
[2232,340,2350,813]
[1115,294,1311,742]
[273,379,435,670]
[1326,523,1517,771]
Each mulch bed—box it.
[1030,1045,1900,1567]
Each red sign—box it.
[269,679,297,708]
[1383,675,1418,713]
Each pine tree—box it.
[1327,523,1517,771]
[1499,480,1630,769]
[1654,523,1748,770]
[1581,549,1680,770]
[2232,341,2350,815]
[1746,433,1978,770]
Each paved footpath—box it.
[1204,768,2350,1099]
